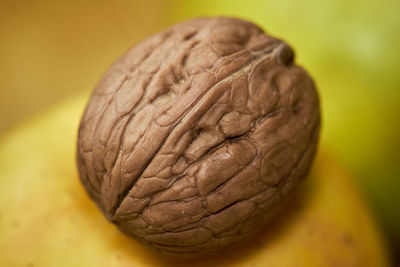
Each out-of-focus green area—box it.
[168,0,400,258]
[0,0,399,261]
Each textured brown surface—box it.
[77,17,320,256]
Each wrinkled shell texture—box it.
[77,17,320,256]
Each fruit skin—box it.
[0,94,389,266]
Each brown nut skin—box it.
[77,17,320,257]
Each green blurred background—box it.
[1,0,399,262]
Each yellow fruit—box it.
[0,94,390,267]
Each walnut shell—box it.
[77,17,320,257]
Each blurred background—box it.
[1,0,399,263]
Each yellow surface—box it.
[1,1,399,254]
[0,95,389,266]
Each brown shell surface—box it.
[77,17,320,256]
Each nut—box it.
[77,17,320,256]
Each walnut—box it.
[77,17,320,257]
